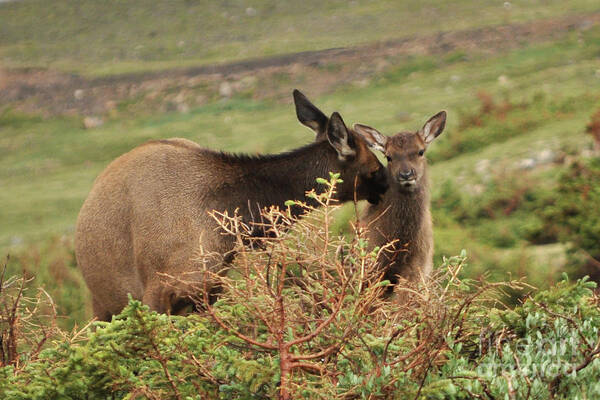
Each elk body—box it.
[75,90,388,320]
[356,112,446,286]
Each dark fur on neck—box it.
[197,140,342,227]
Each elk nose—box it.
[398,169,415,181]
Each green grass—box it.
[2,27,599,251]
[1,0,599,76]
[2,13,600,326]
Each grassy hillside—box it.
[1,3,600,329]
[2,26,598,249]
[1,0,599,75]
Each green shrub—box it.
[540,158,600,276]
[2,177,600,399]
[3,271,599,399]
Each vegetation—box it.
[2,182,600,399]
[2,26,599,249]
[2,2,600,396]
[538,158,600,279]
[2,0,599,76]
[2,25,600,328]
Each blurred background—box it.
[1,0,599,328]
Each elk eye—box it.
[418,149,425,157]
[386,155,392,162]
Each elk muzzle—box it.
[396,169,417,191]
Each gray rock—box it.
[219,81,233,98]
[83,116,104,129]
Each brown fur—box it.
[75,91,387,320]
[355,112,446,286]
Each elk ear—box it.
[326,112,356,160]
[353,123,388,152]
[419,111,447,146]
[293,89,329,140]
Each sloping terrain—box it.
[0,2,599,326]
[1,12,599,116]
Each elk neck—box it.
[213,140,339,216]
[366,167,430,245]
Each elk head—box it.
[293,89,388,204]
[354,111,446,193]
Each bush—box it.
[432,170,557,248]
[6,237,91,330]
[1,177,600,399]
[0,258,61,371]
[586,108,600,150]
[540,158,600,279]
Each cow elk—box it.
[75,90,388,320]
[355,111,446,289]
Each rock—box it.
[74,89,84,100]
[10,236,23,246]
[579,20,593,31]
[174,92,186,104]
[517,158,536,170]
[475,159,490,175]
[354,79,370,88]
[195,94,208,105]
[497,75,509,86]
[238,75,257,89]
[186,76,204,87]
[467,184,485,195]
[177,103,190,113]
[219,81,233,98]
[581,148,598,159]
[289,63,303,75]
[246,7,257,16]
[83,116,104,129]
[104,100,117,111]
[146,91,161,101]
[536,149,555,164]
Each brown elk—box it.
[75,90,388,320]
[355,111,446,288]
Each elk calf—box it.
[355,111,446,286]
[75,90,388,320]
